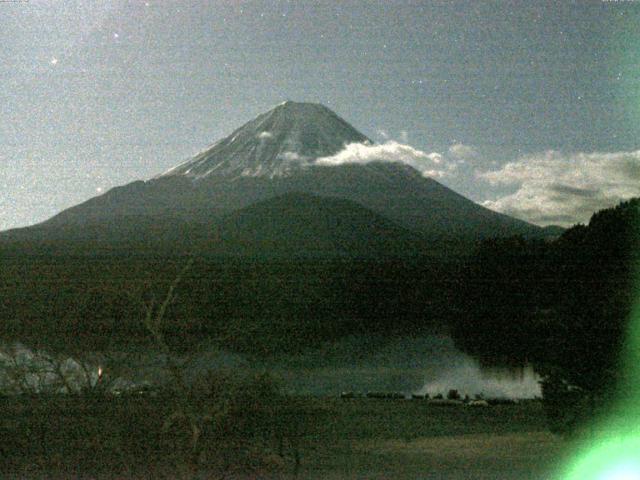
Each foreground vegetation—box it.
[0,394,564,479]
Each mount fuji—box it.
[2,101,547,257]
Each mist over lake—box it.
[0,334,540,399]
[262,334,541,398]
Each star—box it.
[50,57,58,65]
[113,32,119,39]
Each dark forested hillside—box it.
[453,199,639,376]
[0,252,460,356]
[451,198,640,432]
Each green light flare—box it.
[561,435,640,480]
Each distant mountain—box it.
[2,101,549,256]
[0,192,423,258]
[539,225,566,238]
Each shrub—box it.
[447,389,461,401]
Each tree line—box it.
[451,198,639,433]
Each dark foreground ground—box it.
[0,395,568,479]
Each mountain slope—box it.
[266,161,538,239]
[0,192,425,258]
[214,192,425,257]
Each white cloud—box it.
[428,152,443,164]
[448,143,477,160]
[478,149,640,226]
[278,151,304,162]
[315,141,455,178]
[258,131,273,140]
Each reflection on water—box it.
[0,335,541,398]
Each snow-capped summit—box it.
[162,101,371,179]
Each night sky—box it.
[2,0,639,230]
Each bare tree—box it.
[140,258,211,466]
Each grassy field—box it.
[279,398,567,480]
[298,431,562,480]
[0,395,569,479]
